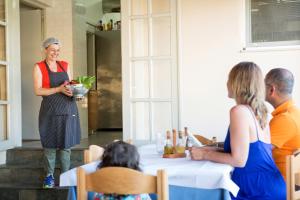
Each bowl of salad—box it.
[66,76,96,98]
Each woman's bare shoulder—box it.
[230,105,250,116]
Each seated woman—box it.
[190,62,286,200]
[92,141,151,200]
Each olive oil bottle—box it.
[176,131,186,153]
[164,131,173,154]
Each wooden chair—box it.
[193,134,214,145]
[77,167,169,200]
[84,145,104,164]
[286,149,300,200]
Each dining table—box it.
[60,144,239,200]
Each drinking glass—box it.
[156,132,165,155]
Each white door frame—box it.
[0,0,22,150]
[121,0,179,144]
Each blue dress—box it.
[224,128,286,200]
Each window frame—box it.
[246,0,300,48]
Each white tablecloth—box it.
[60,144,239,197]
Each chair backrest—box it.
[286,149,300,200]
[77,167,168,200]
[193,134,214,145]
[84,145,104,164]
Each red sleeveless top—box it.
[36,60,68,88]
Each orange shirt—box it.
[270,100,300,180]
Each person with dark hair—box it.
[92,141,151,200]
[265,68,300,180]
[190,62,286,199]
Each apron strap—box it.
[44,60,66,73]
[56,61,66,73]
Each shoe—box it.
[43,174,55,188]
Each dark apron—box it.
[39,61,81,148]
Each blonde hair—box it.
[227,62,268,129]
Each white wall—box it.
[178,0,300,141]
[44,0,74,68]
[20,6,43,140]
[73,0,89,138]
[85,0,103,24]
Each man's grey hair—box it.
[265,68,294,95]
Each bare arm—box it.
[190,106,250,167]
[33,64,72,96]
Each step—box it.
[0,164,72,185]
[6,147,85,167]
[0,184,69,200]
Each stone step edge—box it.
[0,184,70,190]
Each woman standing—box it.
[190,62,286,199]
[33,37,81,188]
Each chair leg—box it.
[157,170,169,200]
[77,167,87,200]
[157,170,162,200]
[161,170,169,200]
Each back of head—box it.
[265,68,294,96]
[227,61,268,129]
[99,141,141,171]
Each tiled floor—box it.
[22,131,123,149]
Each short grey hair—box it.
[265,68,294,95]
[42,37,61,49]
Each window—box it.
[247,0,300,47]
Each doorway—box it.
[77,0,122,143]
[20,3,43,140]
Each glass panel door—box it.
[0,105,7,141]
[0,0,8,143]
[0,26,6,60]
[0,65,6,100]
[0,0,5,22]
[122,0,178,143]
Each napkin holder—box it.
[163,152,186,158]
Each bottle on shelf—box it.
[98,20,103,31]
[164,131,173,155]
[117,21,121,30]
[109,19,113,30]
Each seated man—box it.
[265,68,300,180]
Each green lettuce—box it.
[76,76,96,89]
